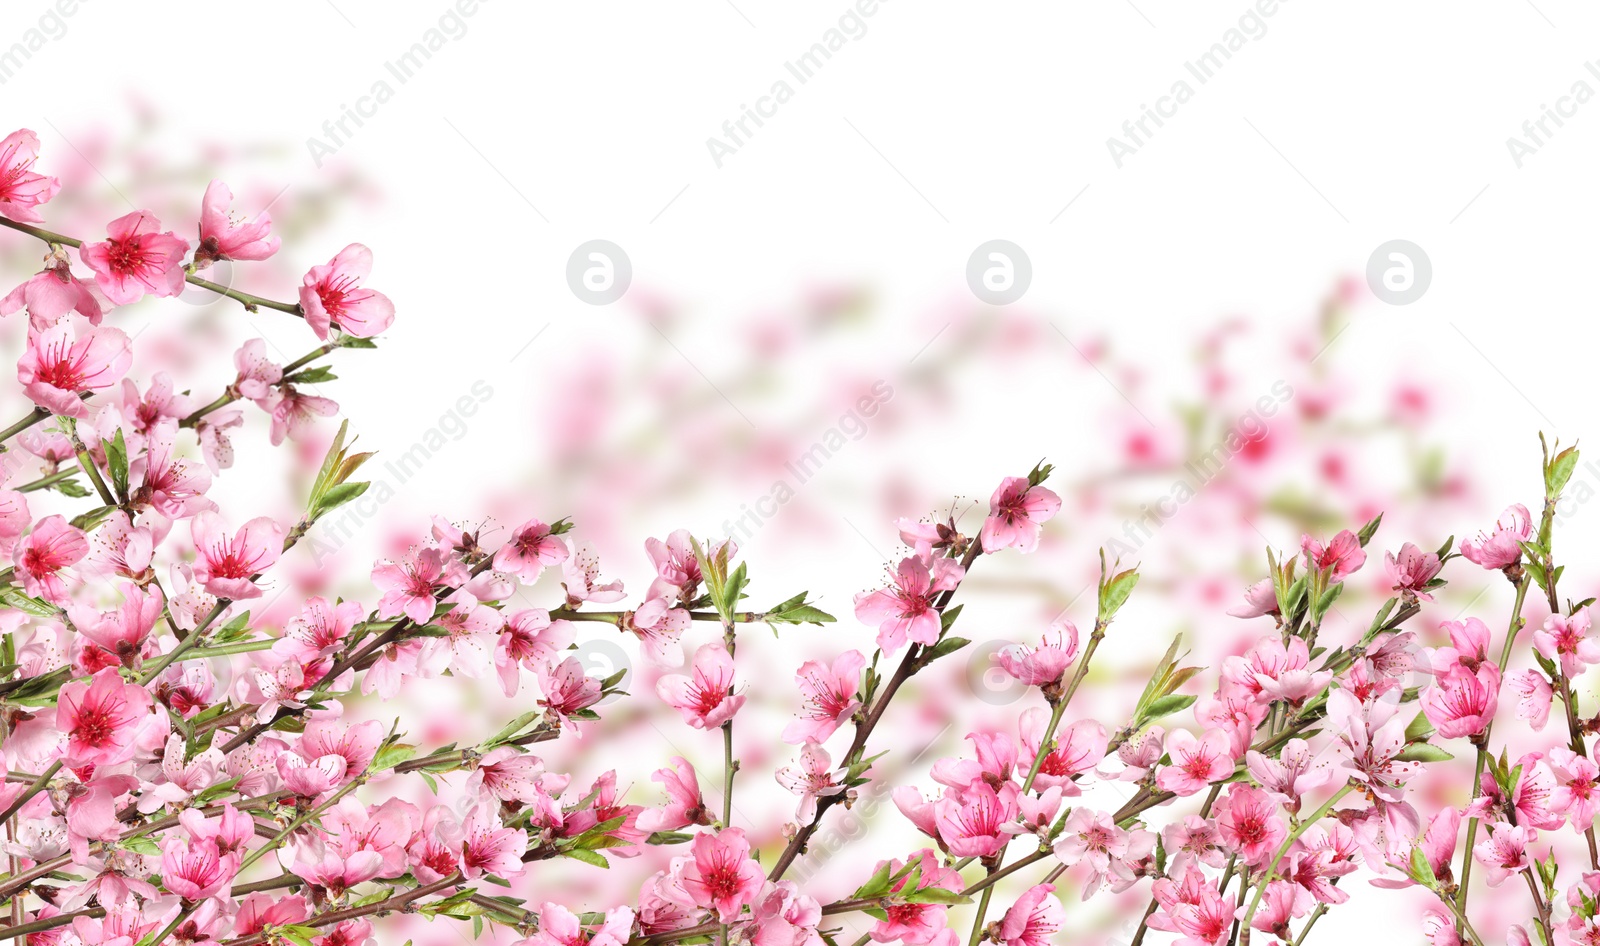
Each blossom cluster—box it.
[0,127,1588,946]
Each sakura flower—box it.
[981,476,1061,554]
[645,529,727,602]
[562,551,626,606]
[63,773,139,865]
[298,718,383,778]
[681,828,766,923]
[538,657,603,733]
[1227,578,1279,619]
[467,746,552,805]
[996,884,1064,946]
[70,580,164,672]
[1326,688,1422,803]
[14,514,88,603]
[2,245,102,328]
[459,803,528,880]
[1245,738,1347,813]
[1224,637,1328,706]
[1509,669,1553,731]
[299,243,396,338]
[190,512,282,599]
[854,553,964,655]
[1052,808,1134,895]
[58,667,154,767]
[626,595,691,667]
[657,641,745,730]
[1472,821,1534,887]
[1163,815,1227,872]
[233,337,282,400]
[195,407,243,471]
[262,384,337,445]
[193,179,279,266]
[372,546,462,625]
[1020,709,1106,793]
[496,608,576,697]
[1215,784,1287,867]
[1002,785,1064,841]
[275,595,364,665]
[1550,746,1600,831]
[1169,888,1235,946]
[16,323,132,416]
[892,786,942,842]
[1384,542,1443,600]
[1300,529,1365,581]
[422,592,502,678]
[234,893,309,938]
[0,129,59,223]
[1421,663,1500,740]
[293,846,383,896]
[637,756,712,832]
[1247,880,1304,940]
[494,516,570,582]
[1431,617,1493,673]
[1460,504,1531,570]
[78,210,190,305]
[1534,607,1600,677]
[277,751,347,797]
[936,782,1017,859]
[774,742,844,826]
[995,617,1078,687]
[865,849,962,944]
[520,903,634,946]
[1110,723,1165,781]
[120,371,193,433]
[160,836,237,902]
[782,649,865,745]
[1156,729,1233,797]
[130,423,214,518]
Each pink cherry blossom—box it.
[1509,669,1553,730]
[459,803,528,880]
[1421,663,1500,740]
[16,323,132,416]
[1534,607,1600,677]
[1215,783,1288,867]
[657,641,744,730]
[160,836,238,901]
[774,742,844,826]
[1300,529,1365,581]
[1460,504,1532,570]
[981,476,1061,554]
[1156,728,1233,796]
[232,337,282,400]
[194,179,279,266]
[1550,746,1600,831]
[1052,807,1140,895]
[58,667,154,768]
[626,595,691,667]
[1472,821,1534,887]
[2,246,102,329]
[1384,542,1442,599]
[496,608,576,697]
[520,903,634,946]
[373,546,463,625]
[0,129,60,223]
[1021,709,1106,793]
[299,243,395,339]
[190,512,282,599]
[996,884,1064,946]
[782,649,864,745]
[936,782,1017,859]
[866,850,962,944]
[854,553,964,655]
[494,517,570,582]
[262,384,338,445]
[637,756,711,832]
[78,210,190,305]
[14,514,88,603]
[538,657,603,733]
[681,827,766,923]
[996,617,1078,687]
[1227,577,1279,619]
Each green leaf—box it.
[904,887,971,905]
[564,848,610,868]
[1141,693,1197,723]
[1356,512,1384,547]
[1547,443,1581,497]
[1397,743,1455,763]
[105,428,129,502]
[0,588,58,617]
[373,743,418,771]
[1403,712,1435,743]
[921,637,971,662]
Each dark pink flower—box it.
[1156,729,1232,797]
[996,884,1063,946]
[15,514,88,603]
[1534,608,1600,677]
[1421,663,1500,740]
[854,553,964,655]
[494,517,570,583]
[299,243,395,339]
[1300,529,1365,581]
[1460,504,1531,570]
[2,246,102,329]
[58,667,153,767]
[996,617,1078,687]
[190,512,282,599]
[981,477,1060,554]
[657,641,744,730]
[1215,784,1287,867]
[637,756,711,832]
[782,649,865,745]
[1384,542,1442,600]
[78,210,190,305]
[16,323,132,416]
[681,828,765,923]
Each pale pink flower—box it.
[645,528,726,602]
[299,718,383,778]
[782,649,865,744]
[626,595,691,667]
[1326,688,1422,803]
[1224,637,1328,706]
[1170,889,1235,946]
[131,423,213,519]
[774,742,844,826]
[521,903,634,946]
[1247,880,1304,940]
[892,786,942,842]
[275,596,364,664]
[160,836,237,901]
[1246,738,1346,813]
[63,773,138,864]
[1227,578,1279,619]
[1550,746,1600,831]
[373,546,462,625]
[234,893,309,937]
[277,751,347,797]
[681,828,766,922]
[996,884,1063,946]
[78,210,190,305]
[1384,542,1443,600]
[1509,669,1553,731]
[58,668,154,767]
[1163,815,1227,872]
[657,641,745,730]
[459,803,528,880]
[494,517,570,583]
[262,384,337,445]
[120,372,193,433]
[1002,785,1064,841]
[1432,617,1493,673]
[1460,504,1531,570]
[995,617,1078,687]
[14,514,88,603]
[1421,663,1500,740]
[1156,729,1233,796]
[538,657,603,733]
[1472,821,1534,887]
[1300,529,1365,581]
[232,337,282,400]
[196,407,244,472]
[854,553,964,655]
[467,746,551,805]
[1534,608,1600,677]
[17,323,132,416]
[193,179,279,266]
[299,243,395,338]
[1,247,102,328]
[750,880,822,946]
[293,846,383,896]
[423,592,502,678]
[637,756,712,832]
[1052,808,1133,895]
[70,580,164,672]
[496,608,576,697]
[562,551,626,607]
[1110,723,1165,781]
[981,476,1060,553]
[0,129,58,223]
[1021,708,1106,793]
[936,783,1017,859]
[190,512,282,599]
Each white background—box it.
[6,0,1599,937]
